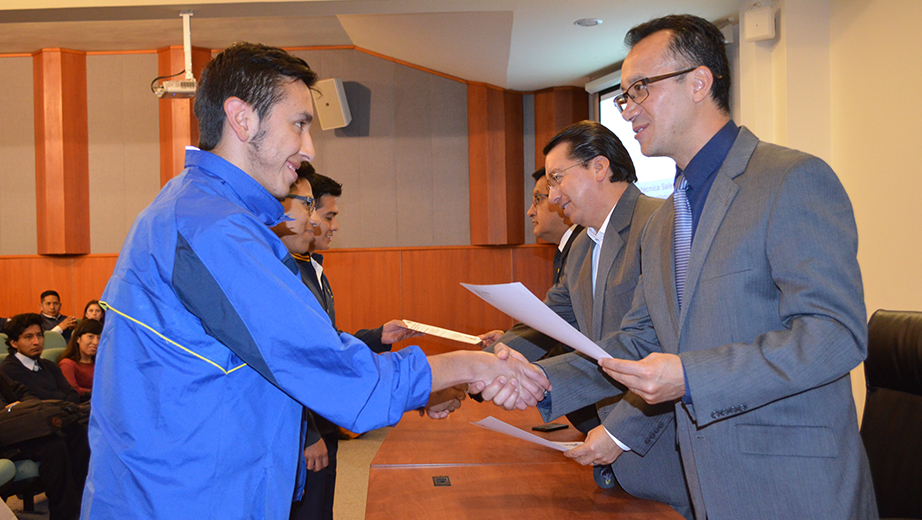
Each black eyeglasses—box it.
[532,193,548,207]
[285,194,315,214]
[614,67,697,113]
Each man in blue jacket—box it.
[83,42,548,520]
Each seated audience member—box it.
[82,300,105,325]
[57,319,101,401]
[2,314,80,404]
[0,372,83,520]
[39,290,76,342]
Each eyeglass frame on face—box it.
[546,161,589,188]
[285,194,315,214]
[613,67,698,113]
[531,193,549,207]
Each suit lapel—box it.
[676,128,758,330]
[591,187,638,340]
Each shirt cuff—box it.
[51,325,63,334]
[603,426,632,452]
[534,363,553,416]
[681,359,693,405]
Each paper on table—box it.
[471,416,582,452]
[403,320,481,345]
[461,282,612,360]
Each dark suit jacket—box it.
[542,127,875,519]
[553,225,584,286]
[0,355,80,404]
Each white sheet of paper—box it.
[471,416,582,452]
[402,320,481,345]
[461,282,612,360]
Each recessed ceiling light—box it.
[574,18,603,27]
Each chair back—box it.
[861,309,922,519]
[42,330,66,350]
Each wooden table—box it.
[365,401,683,519]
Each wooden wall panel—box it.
[511,244,556,299]
[72,254,118,311]
[468,84,524,246]
[319,249,402,337]
[534,87,590,167]
[33,48,90,255]
[0,246,552,356]
[400,247,514,355]
[158,46,211,186]
[0,255,75,318]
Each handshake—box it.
[422,344,551,419]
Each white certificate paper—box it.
[461,282,612,360]
[471,416,582,452]
[402,320,481,345]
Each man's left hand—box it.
[565,425,623,467]
[598,353,685,404]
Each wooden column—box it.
[33,48,90,256]
[158,45,212,186]
[533,86,589,167]
[467,83,524,246]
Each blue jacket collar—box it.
[184,147,287,226]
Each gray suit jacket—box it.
[499,185,692,517]
[543,127,876,519]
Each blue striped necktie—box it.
[673,175,692,309]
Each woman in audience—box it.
[83,299,105,325]
[58,318,102,401]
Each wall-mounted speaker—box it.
[311,78,352,130]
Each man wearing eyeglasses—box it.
[485,121,692,518]
[485,14,875,520]
[527,168,582,285]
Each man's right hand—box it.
[303,438,329,472]
[479,345,550,410]
[61,316,77,330]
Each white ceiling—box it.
[0,0,739,91]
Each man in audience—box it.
[39,290,76,342]
[2,314,80,404]
[0,372,83,520]
[485,121,691,518]
[1,314,90,503]
[85,42,547,520]
[487,14,875,519]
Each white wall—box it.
[735,0,922,419]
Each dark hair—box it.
[531,168,546,182]
[308,173,343,202]
[60,318,103,365]
[40,290,60,302]
[194,42,318,151]
[543,121,636,183]
[626,14,731,114]
[83,300,105,324]
[3,313,44,354]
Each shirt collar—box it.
[14,352,39,371]
[183,147,287,227]
[677,120,739,189]
[586,204,617,247]
[557,224,578,252]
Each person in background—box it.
[40,290,76,342]
[1,314,90,498]
[58,318,101,401]
[83,300,105,325]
